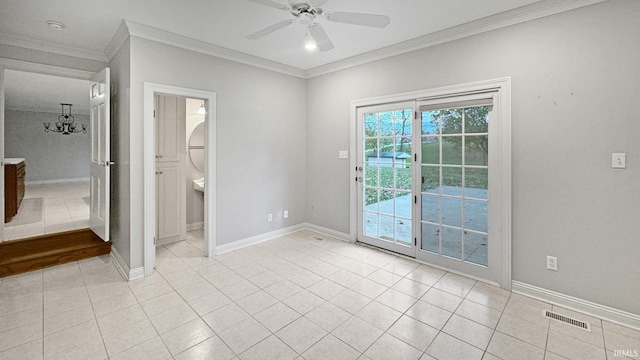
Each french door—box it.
[356,91,505,284]
[356,102,416,257]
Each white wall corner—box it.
[512,281,640,331]
[110,245,144,281]
[105,20,130,62]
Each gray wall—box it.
[128,36,307,268]
[5,109,90,182]
[306,0,640,315]
[109,38,131,265]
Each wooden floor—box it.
[0,228,111,277]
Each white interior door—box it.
[356,102,417,257]
[89,67,111,242]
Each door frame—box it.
[350,77,512,289]
[0,59,94,243]
[143,83,216,276]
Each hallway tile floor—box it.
[0,230,637,359]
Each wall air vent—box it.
[544,310,591,331]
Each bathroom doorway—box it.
[143,83,216,276]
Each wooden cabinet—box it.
[5,160,26,223]
[155,95,186,244]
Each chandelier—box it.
[43,103,86,135]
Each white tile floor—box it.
[0,229,638,360]
[4,182,90,241]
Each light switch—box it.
[612,153,626,169]
[338,151,349,159]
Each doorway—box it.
[1,69,92,242]
[143,83,216,276]
[351,78,512,288]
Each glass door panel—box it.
[357,103,416,257]
[418,104,490,267]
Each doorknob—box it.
[356,176,363,183]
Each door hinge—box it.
[414,196,417,204]
[414,153,417,162]
[153,109,156,118]
[414,111,418,119]
[153,237,156,245]
[414,237,417,246]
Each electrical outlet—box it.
[547,256,558,271]
[284,210,289,219]
[267,213,273,222]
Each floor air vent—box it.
[544,310,591,331]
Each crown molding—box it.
[123,20,307,79]
[0,32,108,63]
[0,0,606,79]
[105,20,130,61]
[306,0,606,78]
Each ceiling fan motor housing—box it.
[290,2,323,19]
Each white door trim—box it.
[143,83,217,276]
[349,77,512,289]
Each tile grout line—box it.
[77,259,110,359]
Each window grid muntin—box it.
[420,107,489,266]
[363,109,413,246]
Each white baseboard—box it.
[215,223,307,255]
[157,235,187,247]
[25,177,90,185]
[512,281,640,331]
[110,245,144,281]
[302,222,351,242]
[187,222,204,231]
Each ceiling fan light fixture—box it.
[304,40,317,51]
[46,20,66,31]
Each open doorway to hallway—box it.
[3,70,91,241]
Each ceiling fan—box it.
[245,0,391,51]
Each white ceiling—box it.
[0,0,546,71]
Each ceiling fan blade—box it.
[308,23,334,51]
[310,0,328,7]
[325,11,391,28]
[245,0,290,11]
[246,19,295,39]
